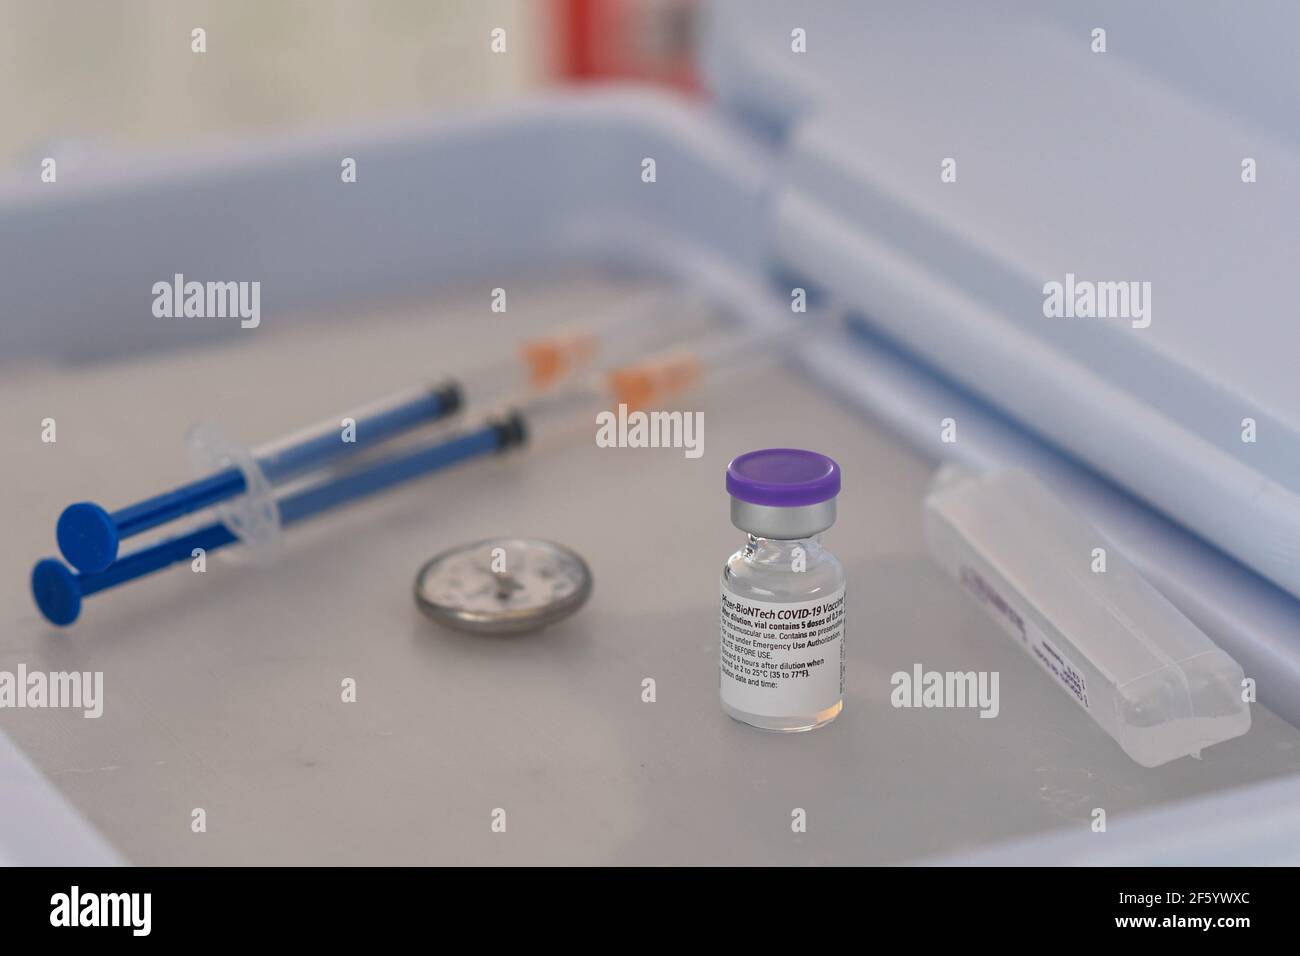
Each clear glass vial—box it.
[721,449,846,732]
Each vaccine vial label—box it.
[719,585,846,717]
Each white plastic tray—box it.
[3,277,1300,864]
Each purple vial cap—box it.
[726,449,841,508]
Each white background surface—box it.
[4,276,1300,865]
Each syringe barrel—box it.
[514,386,606,449]
[923,466,1251,767]
[277,422,506,526]
[254,381,461,482]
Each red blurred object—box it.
[556,0,701,93]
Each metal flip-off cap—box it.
[726,448,840,539]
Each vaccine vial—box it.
[720,449,846,732]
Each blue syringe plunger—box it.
[56,502,119,576]
[32,558,81,627]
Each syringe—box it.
[53,290,709,574]
[32,322,803,626]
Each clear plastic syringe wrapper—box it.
[923,466,1251,767]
